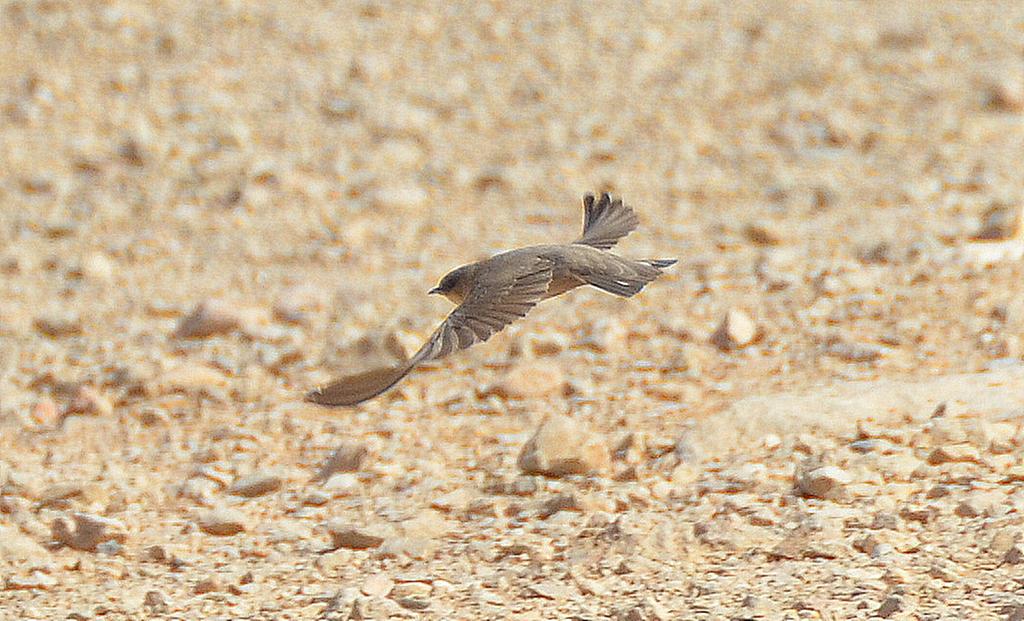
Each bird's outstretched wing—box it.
[573,192,640,250]
[305,258,554,407]
[407,257,553,365]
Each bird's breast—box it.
[443,290,467,305]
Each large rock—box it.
[518,415,610,477]
[483,361,567,400]
[691,366,1024,457]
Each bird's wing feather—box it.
[305,257,554,407]
[409,257,554,364]
[573,192,640,250]
[304,362,417,407]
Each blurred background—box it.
[2,1,1024,412]
[2,2,1024,617]
[3,1,1024,410]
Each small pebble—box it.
[34,313,82,338]
[228,472,283,498]
[174,299,244,339]
[313,443,368,482]
[361,573,394,597]
[796,465,851,499]
[927,445,982,465]
[63,385,113,419]
[194,575,222,594]
[197,508,248,536]
[710,309,757,351]
[144,590,168,608]
[52,512,128,552]
[327,522,387,550]
[743,222,784,246]
[877,595,904,618]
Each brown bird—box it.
[305,192,676,406]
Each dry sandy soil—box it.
[3,1,1024,619]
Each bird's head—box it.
[429,264,474,305]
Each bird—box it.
[305,192,677,407]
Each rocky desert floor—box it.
[3,1,1024,619]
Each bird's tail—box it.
[578,255,677,298]
[573,193,641,250]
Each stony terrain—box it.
[2,1,1024,619]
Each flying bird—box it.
[305,192,676,406]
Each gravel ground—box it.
[2,1,1024,619]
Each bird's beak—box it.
[428,287,441,295]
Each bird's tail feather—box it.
[580,256,677,298]
[573,193,641,250]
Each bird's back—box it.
[488,243,675,300]
[482,244,609,299]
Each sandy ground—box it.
[2,1,1024,619]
